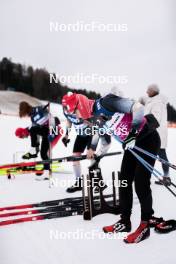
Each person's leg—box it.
[124,130,160,243]
[39,126,50,170]
[22,126,40,159]
[66,135,91,193]
[155,148,171,186]
[119,150,136,221]
[72,135,90,179]
[134,156,154,221]
[32,126,50,179]
[158,148,170,177]
[134,130,160,221]
[103,150,136,233]
[30,127,41,147]
[40,136,49,160]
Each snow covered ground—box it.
[0,101,176,264]
[0,91,42,115]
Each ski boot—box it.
[103,218,131,233]
[66,177,82,193]
[149,216,164,227]
[155,176,171,186]
[35,170,49,181]
[124,221,150,243]
[22,147,39,159]
[155,219,176,233]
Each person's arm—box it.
[62,119,72,147]
[87,132,99,159]
[65,119,72,135]
[43,103,49,110]
[138,96,147,106]
[86,117,106,159]
[120,102,144,149]
[90,132,100,151]
[131,101,144,131]
[148,103,163,125]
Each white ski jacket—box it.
[141,94,168,149]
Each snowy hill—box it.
[0,91,42,115]
[0,94,176,264]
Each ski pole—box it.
[109,126,176,175]
[129,149,176,198]
[134,146,176,171]
[130,149,163,177]
[48,102,53,188]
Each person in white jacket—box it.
[139,84,171,186]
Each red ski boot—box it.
[103,219,131,233]
[124,221,150,243]
[149,216,164,228]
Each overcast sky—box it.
[0,0,176,106]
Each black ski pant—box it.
[119,128,160,222]
[30,126,49,169]
[158,148,169,177]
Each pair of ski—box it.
[0,194,113,227]
[0,151,122,176]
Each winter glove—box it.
[62,137,70,147]
[86,148,95,159]
[15,127,29,138]
[122,129,138,150]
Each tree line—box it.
[0,57,100,103]
[0,57,176,122]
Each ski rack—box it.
[83,162,120,220]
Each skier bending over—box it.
[62,93,111,193]
[61,92,161,244]
[17,101,60,178]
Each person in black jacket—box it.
[62,92,161,244]
[18,102,60,178]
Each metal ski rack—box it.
[83,162,120,220]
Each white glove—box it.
[123,129,137,150]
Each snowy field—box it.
[0,102,176,264]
